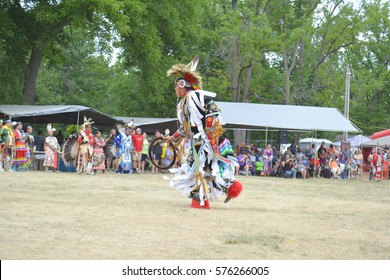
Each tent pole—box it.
[314,130,318,177]
[265,127,268,148]
[77,111,80,131]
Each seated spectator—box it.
[283,147,293,161]
[161,147,174,168]
[327,144,336,158]
[296,160,307,179]
[270,158,283,177]
[353,149,363,175]
[295,147,304,161]
[346,157,358,178]
[309,156,320,177]
[255,160,264,176]
[282,157,296,178]
[322,160,332,178]
[236,150,250,176]
[329,156,340,179]
[338,154,348,179]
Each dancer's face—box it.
[175,84,187,98]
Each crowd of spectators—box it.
[1,120,389,180]
[234,141,390,180]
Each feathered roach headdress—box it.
[167,55,202,90]
[81,116,94,130]
[83,116,94,126]
[47,123,56,132]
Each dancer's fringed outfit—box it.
[166,56,243,209]
[76,117,95,174]
[114,123,134,174]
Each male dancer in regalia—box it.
[165,56,243,208]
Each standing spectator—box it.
[105,128,117,171]
[131,127,144,174]
[43,124,59,172]
[140,132,149,174]
[151,130,162,174]
[1,120,14,171]
[261,144,273,176]
[342,145,351,160]
[0,120,7,171]
[303,145,311,160]
[310,143,316,160]
[290,141,297,155]
[12,122,27,171]
[34,129,45,152]
[317,142,327,158]
[93,130,106,174]
[25,125,34,171]
[56,130,64,147]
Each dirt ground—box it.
[0,171,389,260]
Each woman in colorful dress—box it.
[43,124,59,172]
[12,122,27,171]
[24,125,34,171]
[93,130,106,174]
[261,144,273,176]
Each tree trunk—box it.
[231,41,240,102]
[242,64,252,103]
[23,45,44,104]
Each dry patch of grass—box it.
[0,172,389,260]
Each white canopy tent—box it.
[361,135,390,147]
[333,134,371,147]
[0,105,120,128]
[217,102,360,132]
[0,102,361,136]
[115,116,177,134]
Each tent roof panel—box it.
[217,102,360,133]
[0,105,119,127]
[361,135,390,147]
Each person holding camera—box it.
[282,156,297,178]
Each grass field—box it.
[0,171,389,260]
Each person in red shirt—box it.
[131,127,144,174]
